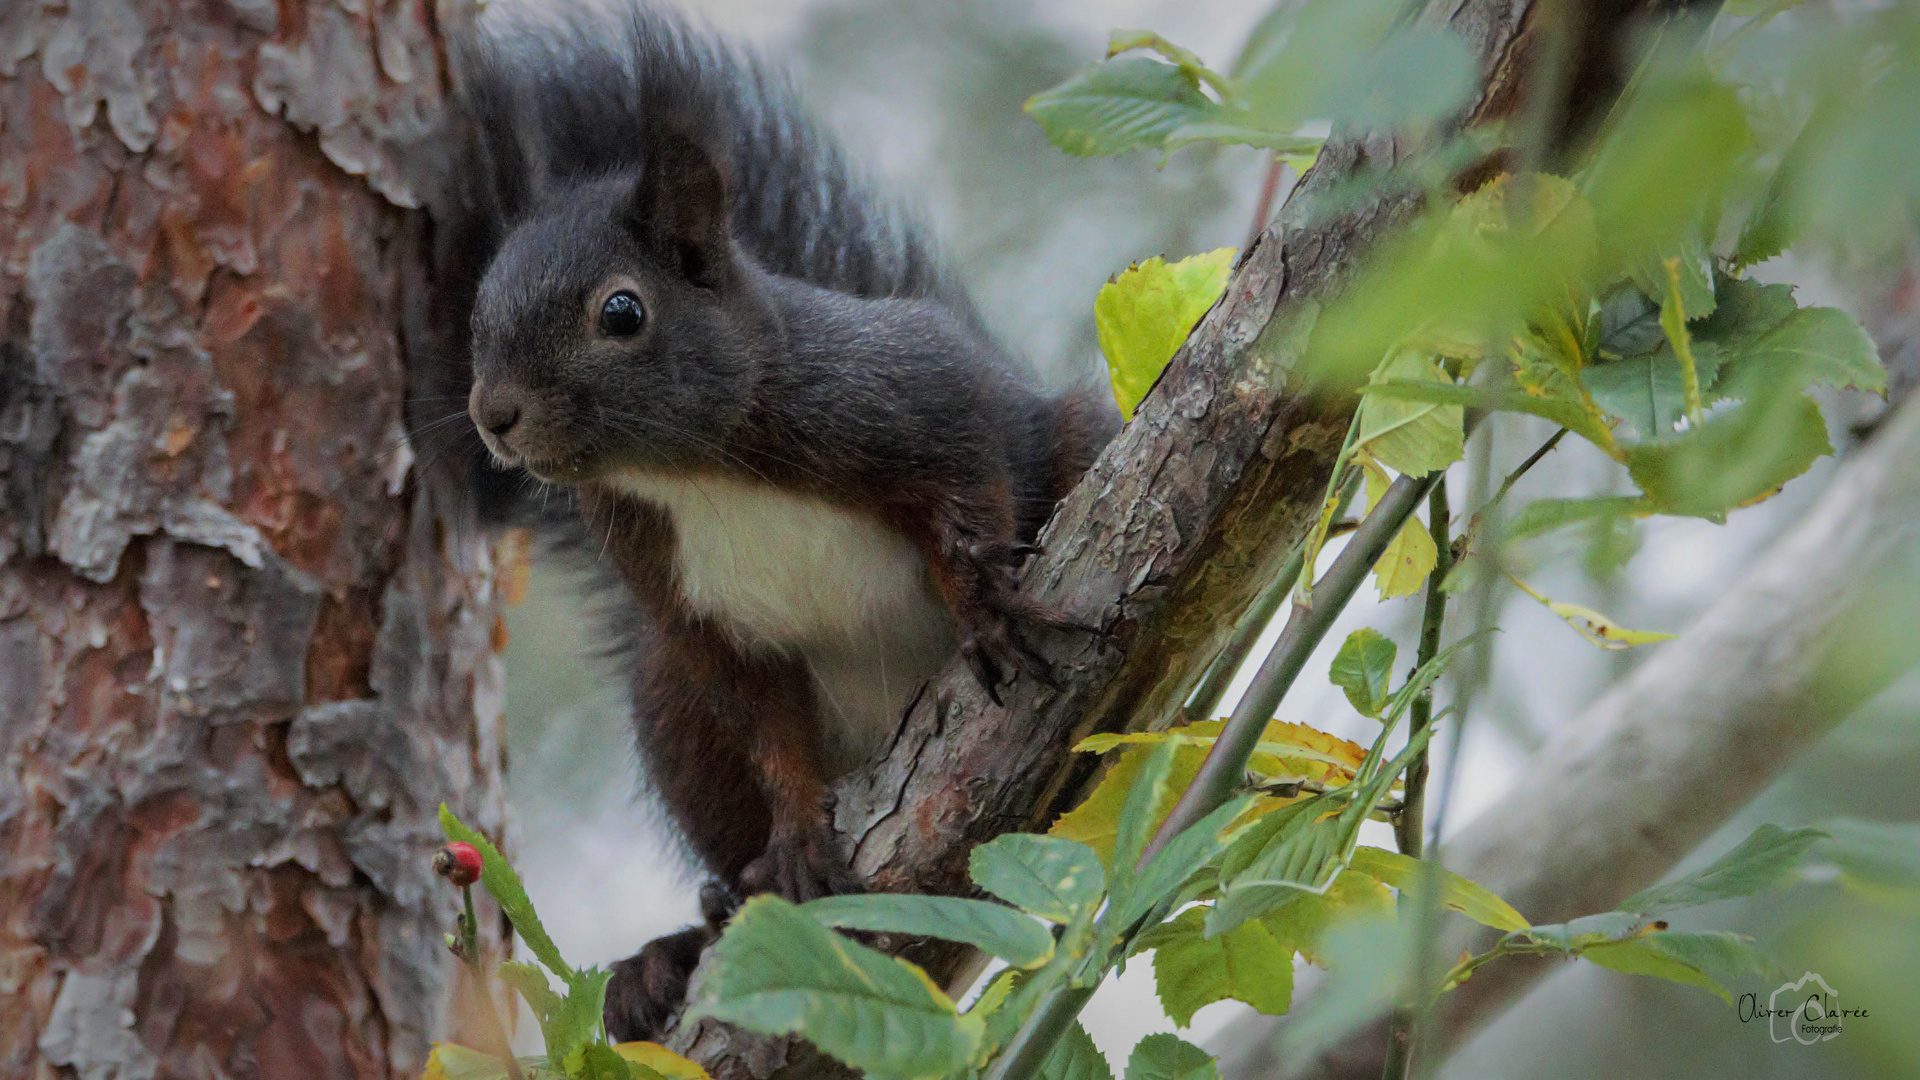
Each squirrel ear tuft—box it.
[625,123,732,289]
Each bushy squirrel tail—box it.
[449,0,967,307]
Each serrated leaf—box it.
[612,1043,706,1080]
[1026,57,1216,158]
[1095,250,1236,419]
[1661,257,1709,427]
[1621,824,1827,914]
[1112,795,1256,932]
[1238,0,1402,129]
[1714,306,1886,401]
[497,960,610,1071]
[1346,847,1528,931]
[1693,274,1797,351]
[1596,287,1666,360]
[1039,1020,1113,1080]
[1137,907,1293,1026]
[801,894,1053,969]
[1329,629,1397,718]
[1261,870,1397,967]
[1506,910,1649,952]
[1579,935,1733,1005]
[1629,236,1716,321]
[1357,454,1436,600]
[1360,379,1620,459]
[1355,350,1464,477]
[1582,343,1724,440]
[1123,1033,1218,1080]
[1624,392,1831,518]
[440,805,573,982]
[687,896,978,1080]
[970,834,1106,924]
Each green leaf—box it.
[687,896,980,1080]
[1360,379,1619,459]
[1238,0,1402,130]
[1621,824,1827,914]
[1629,235,1716,322]
[1039,1020,1113,1080]
[1162,117,1323,154]
[1624,392,1831,517]
[1026,57,1216,158]
[1583,343,1724,440]
[573,1044,640,1080]
[1816,818,1920,891]
[1329,629,1397,718]
[1581,936,1732,1004]
[1506,910,1648,952]
[1136,907,1293,1026]
[1355,351,1465,476]
[1259,870,1396,968]
[1111,740,1180,896]
[1112,795,1256,933]
[498,961,612,1071]
[1714,306,1886,401]
[1123,1033,1218,1080]
[800,894,1053,969]
[1272,914,1409,1062]
[1346,847,1530,931]
[1106,31,1230,97]
[1325,26,1478,131]
[440,805,573,982]
[1502,496,1651,543]
[1356,453,1436,601]
[1692,274,1797,351]
[1095,250,1236,419]
[970,834,1107,924]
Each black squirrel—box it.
[441,0,1118,1039]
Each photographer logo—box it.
[1738,972,1866,1044]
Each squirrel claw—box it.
[740,823,864,902]
[604,923,715,1042]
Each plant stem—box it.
[455,885,527,1080]
[981,985,1097,1080]
[1393,477,1452,860]
[1382,478,1453,1080]
[1142,464,1447,864]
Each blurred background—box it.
[493,1,1918,1077]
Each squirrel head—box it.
[467,124,775,484]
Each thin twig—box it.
[1381,476,1453,1080]
[1246,153,1288,250]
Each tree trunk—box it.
[0,3,505,1079]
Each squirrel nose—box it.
[469,381,524,440]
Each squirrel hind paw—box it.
[739,826,865,902]
[604,923,716,1043]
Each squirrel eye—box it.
[598,290,644,337]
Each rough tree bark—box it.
[0,3,507,1079]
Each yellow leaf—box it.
[1347,847,1529,931]
[1056,719,1364,863]
[1358,452,1437,599]
[421,1044,508,1080]
[1508,575,1675,650]
[1096,249,1236,419]
[614,1043,710,1080]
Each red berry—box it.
[434,841,483,887]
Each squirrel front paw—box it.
[740,821,865,902]
[950,541,1082,705]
